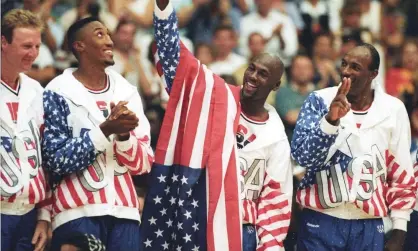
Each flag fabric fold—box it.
[140,41,243,251]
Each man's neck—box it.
[313,56,327,64]
[25,4,41,13]
[348,90,374,111]
[215,52,231,62]
[257,10,270,18]
[241,98,268,120]
[73,63,107,90]
[115,47,131,56]
[1,62,19,89]
[292,81,313,95]
[309,0,319,7]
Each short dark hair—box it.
[66,16,100,58]
[213,24,234,37]
[114,19,135,33]
[220,74,237,86]
[342,29,363,45]
[359,43,380,71]
[290,52,311,67]
[314,32,333,43]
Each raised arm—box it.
[153,0,180,93]
[290,92,338,169]
[291,79,351,170]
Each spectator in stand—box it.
[194,42,214,66]
[23,0,64,53]
[338,1,386,89]
[272,0,305,32]
[60,0,118,35]
[185,0,241,44]
[239,0,298,68]
[357,0,382,41]
[297,0,340,55]
[209,24,246,75]
[22,0,61,86]
[311,32,339,88]
[403,0,418,38]
[109,20,152,96]
[110,0,154,61]
[385,40,418,99]
[275,54,316,140]
[381,0,407,66]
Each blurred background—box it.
[2,0,417,249]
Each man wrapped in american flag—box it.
[139,0,293,250]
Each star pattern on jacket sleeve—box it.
[290,92,340,189]
[153,11,180,92]
[42,90,97,188]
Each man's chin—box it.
[240,89,254,99]
[105,60,115,66]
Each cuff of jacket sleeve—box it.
[154,1,174,19]
[391,209,411,231]
[116,136,133,152]
[89,127,110,152]
[391,218,407,231]
[37,208,50,222]
[320,116,339,135]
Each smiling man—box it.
[291,44,416,251]
[41,17,154,250]
[139,0,293,250]
[1,9,50,251]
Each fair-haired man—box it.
[1,9,50,251]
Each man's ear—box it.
[370,70,378,81]
[273,80,281,91]
[1,36,10,51]
[73,41,85,54]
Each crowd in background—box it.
[1,0,418,249]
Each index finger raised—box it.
[337,77,351,96]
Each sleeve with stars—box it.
[153,1,180,93]
[42,90,98,187]
[290,92,339,170]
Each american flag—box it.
[140,7,243,251]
